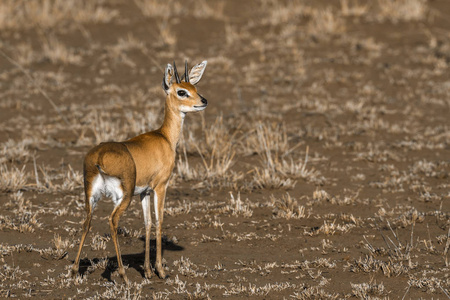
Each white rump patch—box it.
[104,175,123,206]
[89,174,103,209]
[89,174,124,208]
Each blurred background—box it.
[0,0,449,298]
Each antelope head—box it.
[162,60,208,115]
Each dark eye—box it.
[177,90,187,97]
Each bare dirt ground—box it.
[0,0,449,299]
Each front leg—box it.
[154,184,167,279]
[140,192,153,279]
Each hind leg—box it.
[88,142,136,284]
[110,195,132,284]
[109,180,134,284]
[72,174,102,277]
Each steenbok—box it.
[71,61,208,284]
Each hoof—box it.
[144,269,153,279]
[118,269,130,285]
[70,266,79,278]
[156,267,167,279]
[121,275,130,285]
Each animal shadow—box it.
[75,237,183,282]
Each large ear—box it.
[162,63,174,93]
[189,60,207,85]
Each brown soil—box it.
[0,0,449,299]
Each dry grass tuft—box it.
[305,220,356,236]
[85,110,128,144]
[93,281,143,299]
[5,191,30,213]
[242,122,290,156]
[100,34,146,68]
[173,256,207,278]
[408,276,449,295]
[176,143,241,190]
[223,281,297,297]
[346,254,411,277]
[177,116,242,190]
[0,139,33,164]
[291,285,339,299]
[376,0,428,22]
[40,234,72,260]
[219,192,253,218]
[308,8,346,36]
[0,0,118,29]
[134,0,224,19]
[351,281,386,298]
[261,1,313,26]
[165,200,192,217]
[0,164,27,192]
[251,168,297,190]
[270,193,306,219]
[0,211,42,233]
[313,189,331,202]
[90,233,110,251]
[41,35,82,65]
[35,164,82,193]
[340,0,369,17]
[250,123,325,186]
[0,264,30,282]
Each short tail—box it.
[95,164,108,175]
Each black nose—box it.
[201,96,207,105]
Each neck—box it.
[159,101,184,151]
